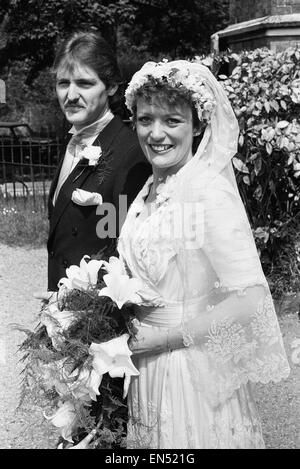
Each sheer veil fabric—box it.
[118,61,290,448]
[166,62,290,405]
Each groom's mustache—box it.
[65,104,85,109]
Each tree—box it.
[0,0,137,83]
[123,0,229,57]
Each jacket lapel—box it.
[49,158,92,239]
[48,116,124,239]
[48,140,68,219]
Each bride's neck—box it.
[152,167,176,191]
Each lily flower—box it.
[97,258,142,309]
[90,334,139,398]
[39,357,101,403]
[40,303,76,350]
[102,256,126,276]
[58,255,104,292]
[44,401,78,443]
[68,367,102,402]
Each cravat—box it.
[52,109,114,205]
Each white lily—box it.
[58,255,104,292]
[97,258,142,309]
[98,273,142,309]
[102,256,126,276]
[40,303,76,350]
[39,357,101,402]
[44,401,78,443]
[90,334,139,398]
[69,367,102,401]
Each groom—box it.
[47,32,150,291]
[38,32,150,449]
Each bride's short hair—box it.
[130,78,204,152]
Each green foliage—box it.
[0,60,62,133]
[215,48,300,226]
[0,196,48,247]
[0,0,229,83]
[122,0,229,57]
[197,48,300,293]
[0,0,138,82]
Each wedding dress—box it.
[118,172,290,449]
[118,60,290,449]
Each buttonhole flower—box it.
[80,145,102,166]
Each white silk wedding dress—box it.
[118,174,290,449]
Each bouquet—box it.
[18,253,143,449]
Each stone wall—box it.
[271,0,300,15]
[229,0,272,23]
[230,0,300,23]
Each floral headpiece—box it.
[125,60,217,124]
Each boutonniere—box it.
[80,145,102,166]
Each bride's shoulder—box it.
[189,174,237,204]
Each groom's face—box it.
[56,62,115,130]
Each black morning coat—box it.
[47,115,151,291]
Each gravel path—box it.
[0,243,299,449]
[0,243,58,449]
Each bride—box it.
[116,60,290,449]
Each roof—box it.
[213,13,300,39]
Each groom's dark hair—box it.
[53,31,123,114]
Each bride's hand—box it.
[129,324,167,356]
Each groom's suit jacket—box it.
[47,116,151,291]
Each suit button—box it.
[50,251,54,257]
[62,260,68,268]
[72,227,78,236]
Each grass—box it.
[0,195,49,248]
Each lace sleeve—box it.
[180,286,290,406]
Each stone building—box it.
[212,0,300,52]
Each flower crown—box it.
[125,60,217,124]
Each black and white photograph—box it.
[0,0,299,452]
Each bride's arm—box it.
[129,285,266,356]
[130,184,270,357]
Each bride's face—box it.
[136,98,194,174]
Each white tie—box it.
[52,136,83,205]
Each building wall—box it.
[229,0,272,23]
[230,0,300,23]
[227,34,300,52]
[271,0,300,15]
